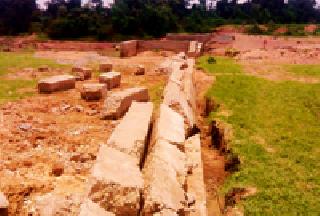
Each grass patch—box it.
[149,82,165,108]
[0,52,69,104]
[0,52,69,76]
[283,64,320,77]
[197,55,243,74]
[201,57,320,215]
[0,79,36,104]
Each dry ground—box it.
[0,51,169,215]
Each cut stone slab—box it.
[153,209,178,216]
[72,67,92,81]
[32,193,80,216]
[163,81,195,130]
[134,65,145,75]
[79,199,115,216]
[143,143,186,215]
[101,87,149,120]
[153,104,185,150]
[38,75,75,93]
[88,146,143,215]
[163,59,196,130]
[184,134,207,216]
[81,83,107,101]
[107,102,153,166]
[99,63,113,72]
[99,72,121,90]
[149,139,186,186]
[0,192,8,216]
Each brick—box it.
[38,75,75,93]
[81,83,107,101]
[99,72,121,90]
[101,87,149,120]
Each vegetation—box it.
[197,55,243,74]
[0,52,69,103]
[0,52,68,76]
[283,64,320,77]
[1,0,320,40]
[198,56,320,215]
[0,79,36,104]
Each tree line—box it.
[0,0,319,40]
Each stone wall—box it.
[166,33,212,43]
[138,40,190,53]
[120,40,191,57]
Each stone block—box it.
[88,146,143,215]
[107,102,153,166]
[153,209,178,216]
[0,192,8,216]
[99,63,113,72]
[143,141,186,215]
[101,87,149,120]
[38,65,49,72]
[184,134,207,216]
[134,65,145,75]
[153,104,185,150]
[79,199,115,216]
[38,75,76,93]
[81,83,107,101]
[72,67,92,81]
[99,72,121,90]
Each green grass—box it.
[200,57,320,215]
[0,79,36,104]
[197,55,243,74]
[283,64,320,77]
[0,52,70,103]
[149,82,165,108]
[0,52,69,76]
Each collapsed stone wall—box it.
[142,54,207,215]
[75,53,207,215]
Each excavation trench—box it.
[201,96,242,215]
[194,67,244,215]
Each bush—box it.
[207,56,216,64]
